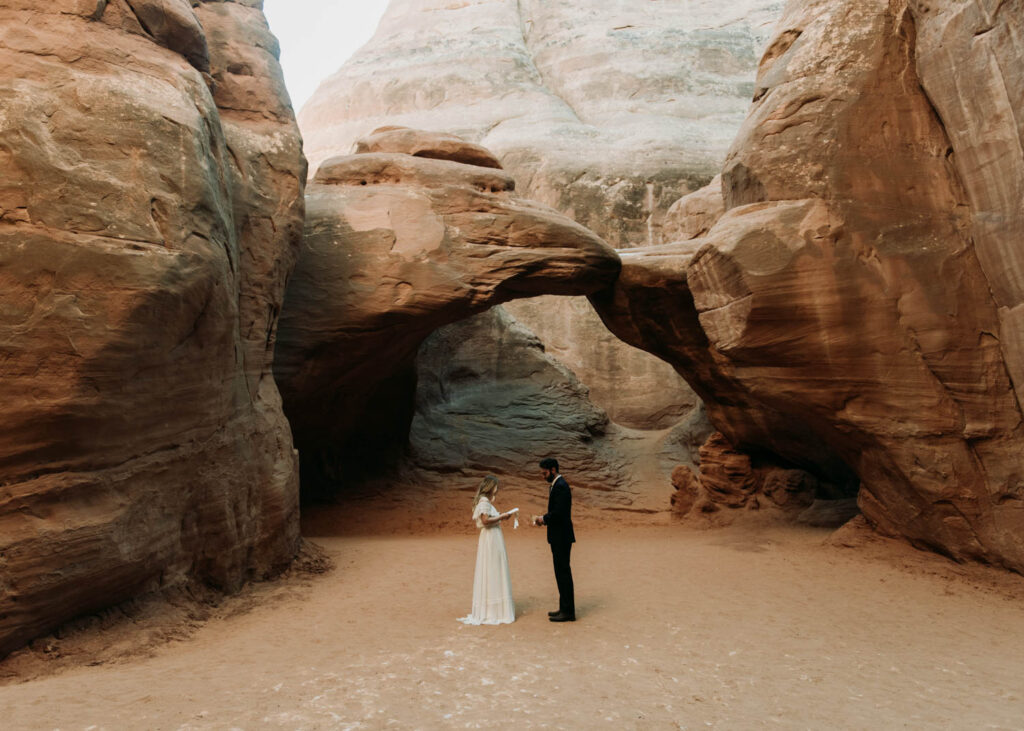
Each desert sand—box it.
[2,496,1024,730]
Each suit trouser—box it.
[550,542,574,615]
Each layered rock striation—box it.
[273,130,620,494]
[301,0,782,246]
[592,0,1024,569]
[0,0,305,656]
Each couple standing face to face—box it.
[459,459,576,625]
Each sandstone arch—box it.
[272,131,621,496]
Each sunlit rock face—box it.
[592,0,1024,570]
[273,130,620,494]
[298,0,783,431]
[0,0,305,656]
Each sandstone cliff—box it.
[302,0,782,248]
[410,308,630,492]
[592,0,1024,570]
[0,0,305,656]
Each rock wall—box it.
[0,0,305,656]
[592,0,1024,570]
[670,432,817,517]
[410,308,629,491]
[298,0,783,430]
[911,0,1024,413]
[501,296,702,429]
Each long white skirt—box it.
[458,525,515,625]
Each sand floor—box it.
[2,509,1024,729]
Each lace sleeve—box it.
[473,498,498,526]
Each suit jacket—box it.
[543,475,575,545]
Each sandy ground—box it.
[2,502,1024,730]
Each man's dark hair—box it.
[539,458,559,472]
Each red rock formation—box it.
[670,433,817,519]
[353,126,503,170]
[592,0,1024,570]
[695,433,759,510]
[0,0,304,656]
[663,176,726,243]
[298,0,779,434]
[273,130,620,494]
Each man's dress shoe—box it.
[549,612,576,622]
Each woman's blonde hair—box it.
[473,475,500,505]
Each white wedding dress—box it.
[458,497,515,625]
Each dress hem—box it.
[457,615,516,626]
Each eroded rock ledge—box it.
[273,129,620,493]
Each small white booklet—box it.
[506,507,520,529]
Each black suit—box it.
[543,475,575,616]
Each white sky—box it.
[263,0,391,113]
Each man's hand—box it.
[532,515,544,527]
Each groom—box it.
[533,458,575,622]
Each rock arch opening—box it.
[273,128,625,504]
[274,127,862,528]
[281,0,1024,571]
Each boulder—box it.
[797,499,861,529]
[0,0,304,656]
[663,176,726,242]
[669,432,818,520]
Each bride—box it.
[458,475,516,625]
